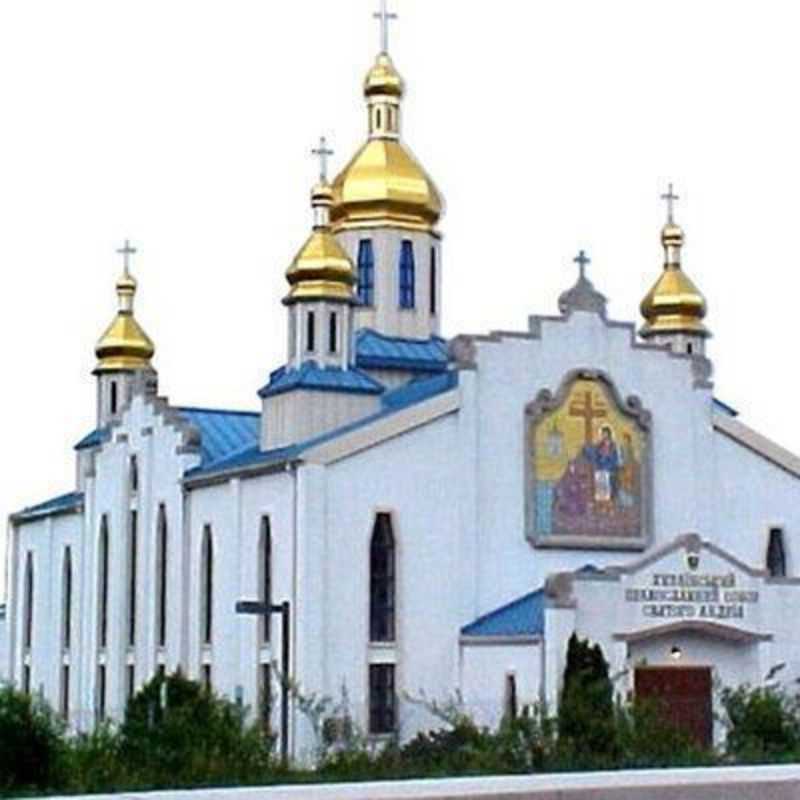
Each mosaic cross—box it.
[569,390,608,446]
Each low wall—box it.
[58,765,800,800]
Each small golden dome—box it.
[94,271,155,374]
[331,53,443,235]
[640,222,709,338]
[364,53,404,98]
[285,181,357,305]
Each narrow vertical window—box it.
[97,665,107,722]
[110,381,118,415]
[369,664,396,734]
[156,505,168,648]
[202,664,212,691]
[62,547,73,651]
[328,312,338,354]
[128,511,138,647]
[60,665,70,719]
[430,247,438,315]
[767,527,787,577]
[306,311,316,353]
[399,240,416,309]
[23,552,34,651]
[98,516,110,649]
[22,665,31,695]
[259,517,272,644]
[259,663,272,731]
[201,526,214,646]
[127,665,136,701]
[357,240,375,306]
[370,514,396,643]
[505,674,518,720]
[130,455,139,493]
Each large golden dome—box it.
[640,223,709,338]
[331,53,443,235]
[94,271,155,373]
[285,182,356,304]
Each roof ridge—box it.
[178,406,260,417]
[357,328,447,346]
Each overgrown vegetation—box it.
[1,648,799,796]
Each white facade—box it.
[3,34,800,763]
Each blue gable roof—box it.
[177,408,260,467]
[190,370,459,480]
[14,491,85,523]
[461,589,545,638]
[75,427,110,451]
[355,329,449,373]
[258,362,385,399]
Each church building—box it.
[2,4,800,757]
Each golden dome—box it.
[640,222,709,338]
[364,53,404,98]
[94,270,155,373]
[330,53,443,235]
[285,181,357,304]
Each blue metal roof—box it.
[14,491,85,523]
[258,362,385,399]
[461,589,545,638]
[74,427,110,451]
[355,329,449,373]
[177,408,260,467]
[190,370,459,480]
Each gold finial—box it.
[94,241,156,373]
[285,151,356,305]
[640,186,709,338]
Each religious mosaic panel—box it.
[526,371,652,550]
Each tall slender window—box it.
[306,311,316,353]
[98,516,110,649]
[767,527,787,577]
[259,663,272,731]
[60,665,70,719]
[97,665,107,722]
[259,517,272,643]
[399,240,416,309]
[357,240,375,306]
[62,547,73,650]
[369,664,396,734]
[130,455,139,493]
[369,514,396,643]
[328,312,338,354]
[22,665,31,695]
[201,526,214,646]
[430,247,438,315]
[110,382,118,415]
[156,505,168,648]
[128,511,138,647]
[23,552,34,651]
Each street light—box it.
[235,599,291,764]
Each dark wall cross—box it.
[569,389,608,446]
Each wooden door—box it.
[634,666,713,748]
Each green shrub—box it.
[0,684,66,793]
[721,683,800,763]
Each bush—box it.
[0,684,66,793]
[119,670,275,788]
[721,684,800,763]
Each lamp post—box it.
[235,599,291,764]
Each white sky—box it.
[2,0,800,597]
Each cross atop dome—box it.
[573,249,591,280]
[312,136,334,183]
[117,239,137,277]
[373,0,398,54]
[661,183,680,225]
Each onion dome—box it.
[284,181,357,304]
[330,53,443,235]
[94,256,155,374]
[640,198,709,339]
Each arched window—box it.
[98,516,110,649]
[430,247,438,315]
[369,514,396,643]
[127,510,138,647]
[357,240,375,306]
[399,241,416,309]
[201,526,214,646]
[259,517,272,644]
[23,552,34,651]
[130,455,139,493]
[306,311,316,353]
[62,547,73,651]
[328,312,338,354]
[156,505,168,648]
[767,527,787,578]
